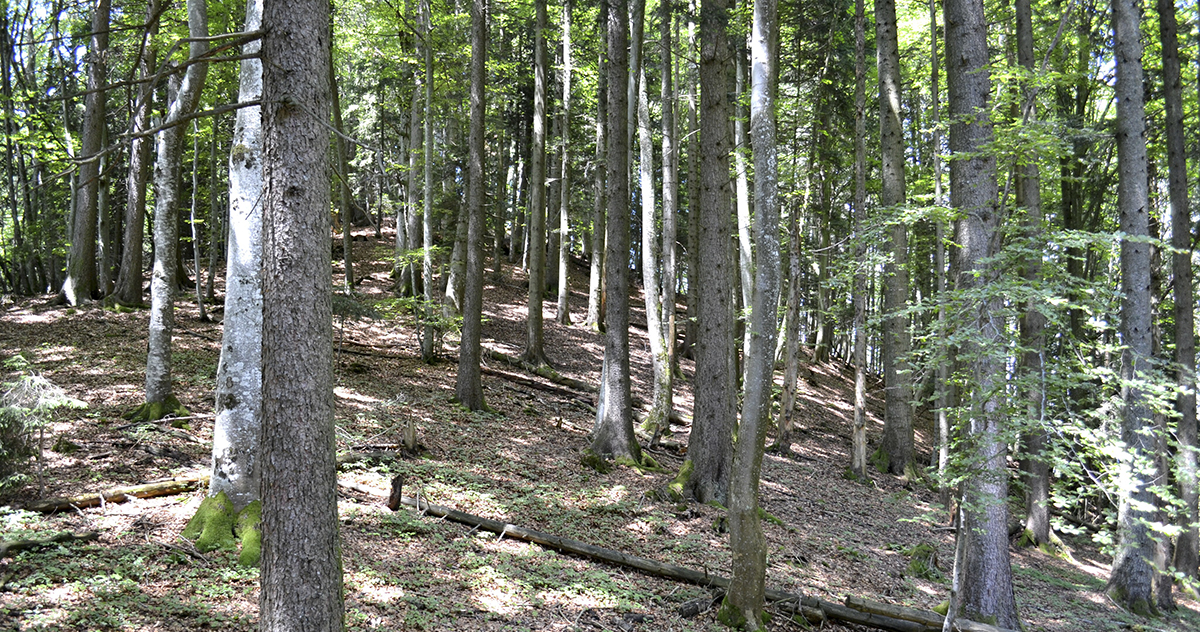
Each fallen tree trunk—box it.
[843,596,1012,632]
[0,531,99,557]
[341,479,1014,632]
[26,476,208,513]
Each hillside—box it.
[1,228,1198,631]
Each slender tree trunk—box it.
[680,5,700,361]
[734,38,753,373]
[638,44,669,439]
[586,3,608,332]
[188,122,208,321]
[721,0,778,623]
[555,0,574,325]
[1107,0,1158,615]
[590,0,641,465]
[144,0,209,410]
[851,0,868,479]
[930,0,950,508]
[259,0,342,625]
[1159,0,1198,582]
[420,0,436,362]
[660,0,678,387]
[62,0,110,305]
[523,0,549,365]
[1015,0,1049,547]
[404,88,422,296]
[210,0,263,512]
[941,0,1019,625]
[876,0,913,476]
[112,0,158,306]
[330,40,354,291]
[683,0,735,504]
[456,0,488,411]
[205,118,220,303]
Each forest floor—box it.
[1,227,1199,631]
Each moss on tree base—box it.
[123,395,189,426]
[666,460,695,501]
[236,501,261,567]
[716,597,769,631]
[182,492,238,553]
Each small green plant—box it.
[1,355,86,493]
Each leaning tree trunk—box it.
[259,0,342,625]
[682,0,735,505]
[210,0,263,512]
[62,0,110,305]
[1107,0,1158,616]
[942,0,1019,626]
[141,0,209,418]
[720,0,778,624]
[455,0,488,412]
[1158,0,1198,582]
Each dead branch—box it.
[0,531,99,557]
[26,475,208,513]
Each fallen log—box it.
[0,531,99,557]
[340,479,1011,632]
[843,596,1014,632]
[26,475,208,513]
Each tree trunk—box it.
[330,39,354,291]
[210,0,263,512]
[680,5,700,362]
[1107,0,1157,615]
[876,0,912,476]
[586,1,608,332]
[660,0,678,388]
[145,0,209,409]
[259,0,343,625]
[62,0,110,305]
[420,0,436,362]
[522,0,549,366]
[930,0,950,508]
[638,41,670,440]
[683,0,735,505]
[942,0,1019,626]
[112,0,158,306]
[456,0,488,412]
[590,0,641,465]
[188,122,208,322]
[1158,0,1198,582]
[721,0,778,624]
[734,39,753,375]
[851,0,868,479]
[555,0,573,325]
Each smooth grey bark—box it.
[555,0,573,325]
[590,0,641,464]
[851,0,868,478]
[683,0,735,505]
[210,0,262,512]
[733,41,753,367]
[659,0,678,393]
[585,2,608,332]
[331,41,354,291]
[876,0,913,476]
[63,0,110,305]
[145,0,209,407]
[259,0,342,626]
[680,5,700,361]
[456,0,488,411]
[522,0,549,366]
[188,123,207,322]
[722,0,778,623]
[1108,0,1157,615]
[112,0,158,306]
[1015,0,1049,547]
[1159,0,1198,581]
[942,0,1019,626]
[420,0,436,362]
[930,0,950,506]
[403,87,422,296]
[638,47,670,439]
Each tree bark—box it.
[145,0,209,408]
[1107,0,1157,615]
[259,0,343,625]
[420,0,436,362]
[456,0,488,411]
[585,3,607,332]
[590,0,641,464]
[851,0,868,478]
[62,0,110,305]
[523,0,549,366]
[210,0,263,512]
[660,0,678,382]
[942,0,1019,626]
[555,0,574,326]
[638,38,670,440]
[1158,0,1198,581]
[876,0,913,476]
[683,0,735,505]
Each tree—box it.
[590,0,641,465]
[456,0,488,412]
[1107,0,1158,614]
[522,0,549,366]
[1157,0,1198,581]
[555,0,574,326]
[138,0,210,421]
[62,0,110,306]
[681,0,735,504]
[585,0,608,332]
[210,0,263,511]
[876,0,913,477]
[849,0,867,478]
[941,0,1020,624]
[720,0,778,623]
[420,0,436,362]
[258,0,342,626]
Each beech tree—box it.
[456,0,488,412]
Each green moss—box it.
[932,601,949,616]
[51,436,80,454]
[182,491,238,553]
[904,542,943,581]
[1108,584,1158,618]
[123,395,189,423]
[579,449,613,474]
[716,601,746,628]
[667,460,695,501]
[236,501,262,567]
[870,446,890,474]
[758,507,784,527]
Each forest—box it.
[1,0,1199,628]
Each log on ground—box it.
[26,476,208,513]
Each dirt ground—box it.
[1,228,1198,631]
